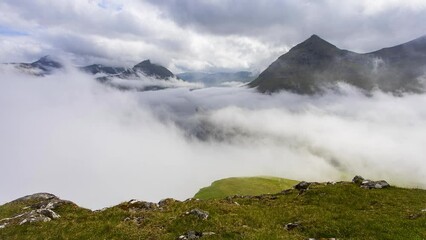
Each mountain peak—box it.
[132,59,174,79]
[293,34,338,51]
[31,55,62,70]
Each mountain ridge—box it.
[249,34,426,94]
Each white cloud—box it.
[0,69,425,209]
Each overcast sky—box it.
[1,0,426,73]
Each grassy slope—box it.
[1,181,426,239]
[194,176,299,200]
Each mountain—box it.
[80,64,125,75]
[116,59,175,79]
[96,59,184,91]
[1,176,426,239]
[5,56,63,76]
[177,71,256,86]
[249,34,426,94]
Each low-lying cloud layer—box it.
[1,69,425,209]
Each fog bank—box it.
[1,70,425,209]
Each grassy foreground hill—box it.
[1,177,426,239]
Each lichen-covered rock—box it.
[186,208,209,220]
[360,180,390,189]
[0,192,73,229]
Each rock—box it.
[360,180,390,189]
[352,175,365,185]
[186,209,209,220]
[123,199,158,212]
[177,231,215,240]
[178,231,203,239]
[0,192,69,228]
[294,181,311,191]
[14,193,57,203]
[284,222,300,230]
[158,198,180,208]
[16,208,61,225]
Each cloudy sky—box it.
[1,0,426,72]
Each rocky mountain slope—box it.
[249,34,426,94]
[4,56,63,76]
[1,176,425,239]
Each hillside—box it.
[1,176,425,239]
[249,34,426,94]
[194,176,298,200]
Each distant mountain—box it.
[107,59,175,80]
[96,59,187,91]
[5,56,63,76]
[249,34,426,94]
[177,71,256,86]
[80,64,125,75]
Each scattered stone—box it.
[177,231,215,239]
[408,213,423,220]
[186,209,209,220]
[326,181,337,185]
[352,175,365,185]
[202,232,216,236]
[284,222,300,230]
[281,189,292,194]
[294,181,311,191]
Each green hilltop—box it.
[194,176,299,200]
[1,177,426,239]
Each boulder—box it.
[360,180,390,189]
[294,181,311,191]
[0,193,73,228]
[186,209,209,220]
[122,199,158,212]
[352,176,365,185]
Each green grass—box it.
[194,176,299,200]
[1,178,426,239]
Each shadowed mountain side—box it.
[249,34,426,94]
